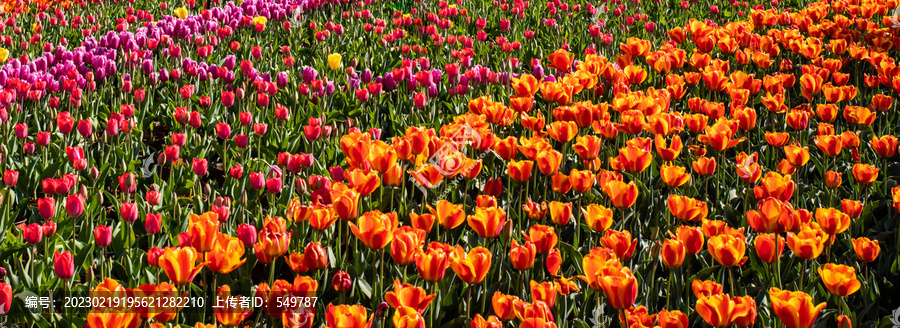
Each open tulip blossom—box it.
[0,0,897,327]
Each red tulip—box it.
[54,251,74,280]
[95,225,112,248]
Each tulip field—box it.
[2,0,900,326]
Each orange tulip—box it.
[731,295,758,328]
[340,131,372,168]
[205,233,246,274]
[158,247,208,286]
[522,199,548,220]
[841,131,860,148]
[894,186,900,212]
[582,204,614,232]
[747,198,792,233]
[783,145,810,167]
[667,194,708,222]
[345,168,381,196]
[428,200,466,229]
[661,239,686,268]
[693,157,716,176]
[467,206,507,238]
[493,137,519,160]
[492,292,520,320]
[384,279,435,313]
[703,69,729,91]
[799,73,824,101]
[547,249,562,276]
[187,213,219,253]
[851,163,879,185]
[602,180,639,208]
[546,121,578,143]
[391,226,426,266]
[573,135,602,160]
[509,240,537,270]
[765,132,790,147]
[707,234,748,267]
[870,135,898,158]
[786,110,809,130]
[661,164,691,188]
[369,140,398,173]
[655,134,683,162]
[787,223,827,260]
[598,266,638,309]
[814,207,850,235]
[754,233,784,263]
[535,150,562,176]
[416,245,450,282]
[658,309,688,328]
[615,145,652,173]
[698,121,745,151]
[529,280,558,308]
[851,237,880,262]
[581,247,621,291]
[254,218,292,262]
[600,229,637,260]
[569,169,595,193]
[551,172,572,194]
[309,205,338,231]
[814,135,843,157]
[324,304,373,328]
[548,201,573,226]
[841,199,862,219]
[676,226,705,255]
[349,210,398,249]
[692,280,723,298]
[84,311,141,328]
[512,74,541,96]
[472,314,502,328]
[753,172,795,202]
[548,49,574,72]
[769,288,826,328]
[525,224,558,254]
[331,183,361,220]
[508,160,535,182]
[818,263,861,296]
[391,306,424,328]
[449,246,492,284]
[695,294,750,328]
[214,285,253,326]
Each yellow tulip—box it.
[174,7,188,19]
[328,54,343,71]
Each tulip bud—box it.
[240,190,248,206]
[42,221,57,237]
[23,223,42,245]
[203,183,211,198]
[90,167,100,180]
[145,213,162,234]
[147,247,163,267]
[237,223,257,245]
[94,225,112,248]
[332,270,352,292]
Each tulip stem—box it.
[466,283,473,321]
[728,266,736,295]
